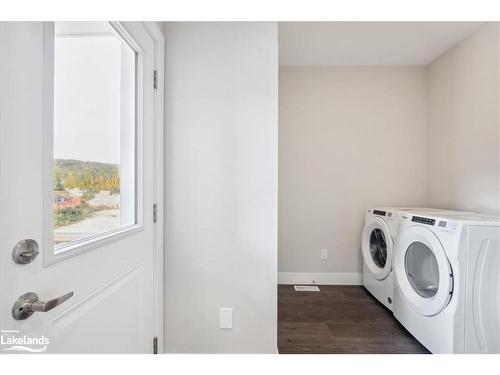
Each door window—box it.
[53,22,137,252]
[369,228,387,268]
[404,241,439,298]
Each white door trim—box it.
[142,21,165,354]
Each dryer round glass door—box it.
[362,217,393,280]
[394,225,453,316]
[405,242,440,298]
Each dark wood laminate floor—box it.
[278,285,430,354]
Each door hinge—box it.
[153,203,158,223]
[153,336,158,354]
[153,70,158,89]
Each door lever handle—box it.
[12,291,74,320]
[30,292,74,312]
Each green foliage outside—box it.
[54,159,120,193]
[81,191,95,202]
[54,178,65,191]
[53,159,120,228]
[54,203,96,228]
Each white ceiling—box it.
[279,22,484,66]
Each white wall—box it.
[162,22,278,353]
[427,22,500,215]
[279,67,428,281]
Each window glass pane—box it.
[404,242,440,298]
[53,22,137,251]
[369,228,387,268]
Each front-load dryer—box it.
[393,212,500,353]
[361,207,470,311]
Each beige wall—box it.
[279,23,500,279]
[427,22,500,215]
[279,67,428,277]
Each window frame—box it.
[43,21,145,266]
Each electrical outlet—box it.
[320,249,328,260]
[219,308,232,329]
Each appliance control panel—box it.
[411,216,435,226]
[410,216,458,232]
[373,210,386,216]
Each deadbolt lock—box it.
[12,239,39,265]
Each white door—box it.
[0,22,161,353]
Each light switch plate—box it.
[321,249,328,260]
[219,308,232,329]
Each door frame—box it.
[144,21,165,354]
[0,21,165,354]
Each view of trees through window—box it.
[53,160,121,236]
[53,21,136,249]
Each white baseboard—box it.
[278,272,362,285]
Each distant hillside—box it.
[54,159,120,192]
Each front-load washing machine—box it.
[393,212,500,353]
[361,207,470,311]
[362,207,401,310]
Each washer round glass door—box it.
[394,225,453,316]
[370,228,388,268]
[362,217,393,280]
